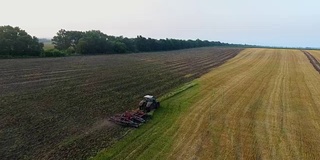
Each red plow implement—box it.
[109,95,159,128]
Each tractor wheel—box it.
[156,102,160,109]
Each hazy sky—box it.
[1,0,319,47]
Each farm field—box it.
[302,51,320,73]
[0,47,242,159]
[95,48,320,159]
[43,41,54,50]
[309,50,320,63]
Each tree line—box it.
[0,26,43,57]
[0,25,234,58]
[52,29,231,54]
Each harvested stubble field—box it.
[302,51,320,73]
[308,50,320,69]
[95,48,320,160]
[0,47,241,159]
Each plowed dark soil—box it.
[0,47,242,159]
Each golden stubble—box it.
[167,49,320,160]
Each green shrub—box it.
[66,47,76,55]
[41,49,67,57]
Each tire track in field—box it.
[308,50,320,63]
[302,51,320,73]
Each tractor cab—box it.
[139,95,160,112]
[144,95,156,102]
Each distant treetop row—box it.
[0,25,234,58]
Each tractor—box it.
[109,95,160,128]
[138,95,160,112]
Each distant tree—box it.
[52,29,69,50]
[0,25,43,57]
[124,38,138,52]
[75,39,89,54]
[112,41,128,53]
[75,30,111,54]
[67,31,84,49]
[135,35,151,52]
[52,29,84,50]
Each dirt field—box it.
[0,47,241,159]
[95,48,320,159]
